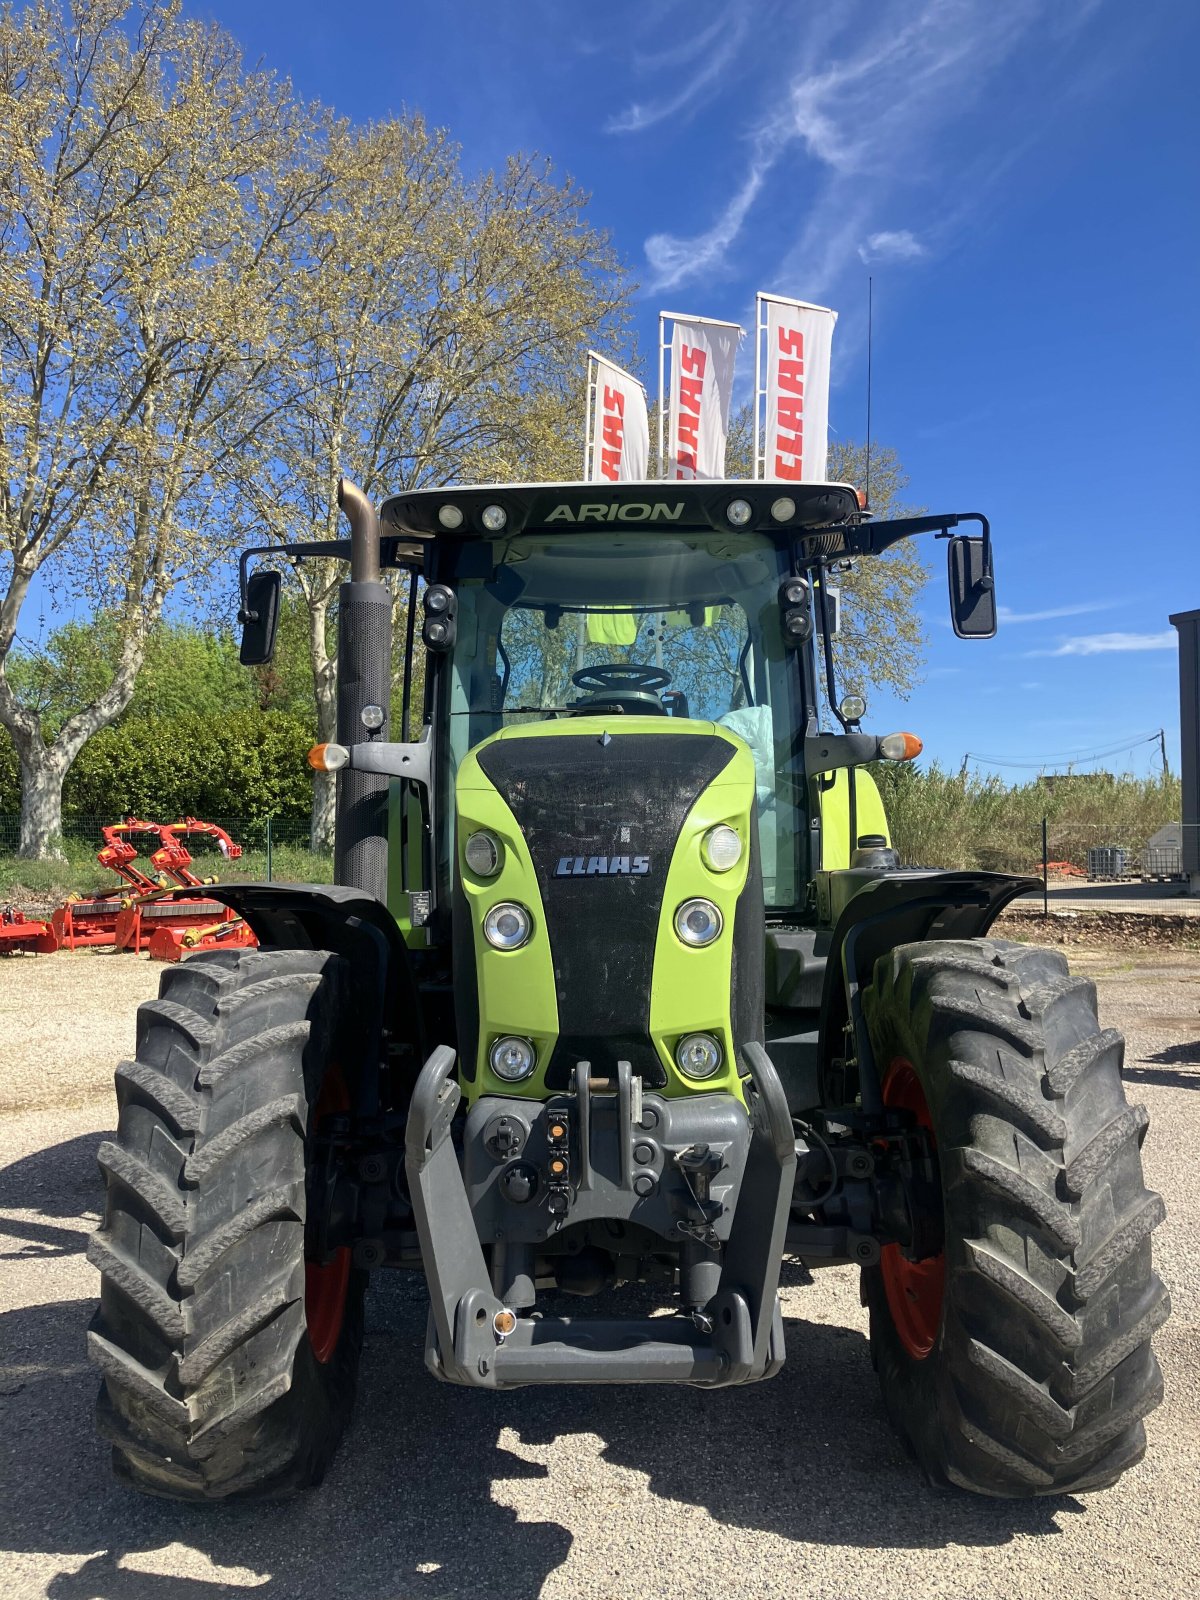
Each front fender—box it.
[175,881,427,1109]
[817,869,1039,1114]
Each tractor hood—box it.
[453,718,764,1101]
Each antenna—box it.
[864,275,873,510]
[1159,728,1169,778]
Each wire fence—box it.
[1,814,1196,920]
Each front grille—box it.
[476,732,735,1086]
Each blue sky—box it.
[199,0,1197,777]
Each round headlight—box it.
[360,703,385,731]
[481,503,507,531]
[437,503,464,530]
[726,498,753,527]
[674,898,723,947]
[464,830,501,877]
[839,692,867,723]
[490,1035,536,1082]
[770,496,796,522]
[675,1033,723,1079]
[701,824,743,873]
[484,902,530,950]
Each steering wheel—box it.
[572,663,672,693]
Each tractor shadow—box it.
[1124,1038,1200,1090]
[0,1133,1081,1600]
[0,1130,108,1260]
[509,1304,1081,1553]
[1,1283,572,1600]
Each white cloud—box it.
[606,11,750,134]
[858,229,924,264]
[636,0,1106,300]
[1027,631,1177,658]
[998,599,1116,624]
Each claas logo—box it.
[554,855,651,877]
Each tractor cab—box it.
[372,481,995,926]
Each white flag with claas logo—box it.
[666,316,741,479]
[759,295,836,481]
[587,354,649,482]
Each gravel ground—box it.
[0,943,1197,1600]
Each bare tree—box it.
[235,124,634,845]
[0,0,329,853]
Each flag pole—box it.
[657,313,667,478]
[583,352,596,481]
[753,293,764,480]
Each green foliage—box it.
[8,615,254,732]
[7,602,319,734]
[873,763,1181,873]
[0,711,315,829]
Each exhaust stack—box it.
[334,477,391,901]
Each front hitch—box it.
[404,1043,796,1389]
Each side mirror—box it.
[239,569,282,665]
[947,535,996,639]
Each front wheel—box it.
[862,937,1169,1497]
[88,947,366,1500]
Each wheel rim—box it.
[305,1068,352,1364]
[879,1056,945,1361]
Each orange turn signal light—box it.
[878,732,923,762]
[855,488,868,510]
[307,742,350,773]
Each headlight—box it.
[674,898,722,947]
[701,824,743,873]
[490,1035,536,1082]
[675,1033,723,1079]
[484,902,531,949]
[464,830,501,876]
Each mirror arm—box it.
[346,729,434,788]
[804,732,883,774]
[934,512,992,577]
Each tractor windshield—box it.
[445,528,807,907]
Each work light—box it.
[839,693,867,724]
[701,825,742,873]
[490,1035,536,1081]
[465,830,501,877]
[481,503,507,531]
[675,1033,723,1079]
[726,498,753,527]
[360,703,385,731]
[674,898,722,947]
[770,496,796,522]
[437,504,464,529]
[484,902,531,949]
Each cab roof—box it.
[380,480,863,540]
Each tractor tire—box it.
[861,937,1169,1497]
[88,946,366,1500]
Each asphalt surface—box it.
[0,944,1197,1600]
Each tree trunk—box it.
[15,742,71,859]
[310,770,336,854]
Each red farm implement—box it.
[0,906,58,955]
[51,818,257,959]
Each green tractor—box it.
[88,478,1168,1500]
